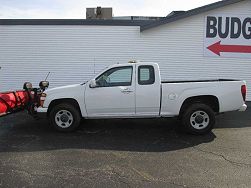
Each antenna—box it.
[94,57,96,75]
[45,72,50,81]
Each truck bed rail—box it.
[161,79,239,83]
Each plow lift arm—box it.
[0,81,49,118]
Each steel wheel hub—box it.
[195,115,204,124]
[190,110,210,130]
[60,114,69,122]
[55,110,73,128]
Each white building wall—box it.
[0,26,141,90]
[138,0,251,99]
[0,0,250,99]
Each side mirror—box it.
[39,81,49,91]
[89,79,97,88]
[23,82,33,90]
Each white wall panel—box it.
[0,0,250,100]
[0,26,141,90]
[138,0,251,100]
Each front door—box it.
[85,65,135,118]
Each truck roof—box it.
[110,61,157,68]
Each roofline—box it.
[141,0,246,31]
[0,0,246,31]
[0,19,154,27]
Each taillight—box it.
[241,85,246,102]
[40,93,47,107]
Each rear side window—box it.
[138,65,155,85]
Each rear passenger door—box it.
[135,64,161,116]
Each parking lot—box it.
[0,103,251,188]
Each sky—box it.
[0,0,220,19]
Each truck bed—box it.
[160,78,246,116]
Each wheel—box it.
[49,103,81,132]
[181,103,215,135]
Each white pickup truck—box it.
[37,61,247,135]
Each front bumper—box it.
[36,107,48,119]
[239,104,247,112]
[37,107,48,113]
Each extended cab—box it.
[37,62,247,134]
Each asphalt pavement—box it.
[0,103,251,188]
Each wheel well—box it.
[47,98,81,116]
[179,95,219,115]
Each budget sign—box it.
[204,15,251,58]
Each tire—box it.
[181,103,215,135]
[49,103,81,132]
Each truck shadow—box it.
[0,114,216,153]
[215,103,251,129]
[0,102,249,153]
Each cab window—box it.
[138,65,155,85]
[96,66,133,87]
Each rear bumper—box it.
[36,107,48,119]
[239,104,247,112]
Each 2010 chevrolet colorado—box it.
[37,61,247,135]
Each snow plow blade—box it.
[0,90,32,117]
[0,81,48,118]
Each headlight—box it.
[40,93,47,107]
[39,81,49,90]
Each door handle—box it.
[121,88,133,93]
